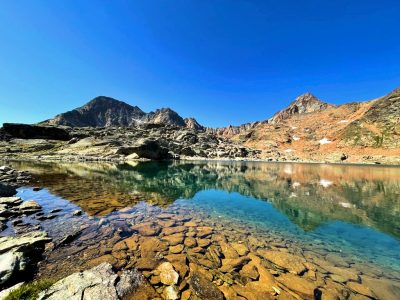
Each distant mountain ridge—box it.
[42,96,202,129]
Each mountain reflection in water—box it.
[7,160,400,239]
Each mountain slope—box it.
[42,96,202,129]
[219,89,400,164]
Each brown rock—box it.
[189,272,224,300]
[163,225,187,236]
[259,250,307,274]
[361,275,400,300]
[275,273,317,299]
[162,233,185,246]
[159,220,176,227]
[135,257,161,270]
[346,282,376,298]
[220,257,251,273]
[112,240,128,252]
[133,222,161,236]
[124,235,139,251]
[231,242,249,256]
[197,238,211,248]
[184,237,197,248]
[184,221,197,227]
[196,226,213,238]
[240,263,259,280]
[87,254,117,268]
[219,241,239,259]
[170,244,184,254]
[141,237,168,254]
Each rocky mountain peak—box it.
[269,93,333,123]
[41,97,202,129]
[184,118,204,131]
[145,107,186,127]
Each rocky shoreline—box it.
[1,123,398,165]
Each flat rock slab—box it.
[260,250,307,274]
[38,263,143,300]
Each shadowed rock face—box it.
[1,124,71,141]
[44,96,146,127]
[42,96,202,129]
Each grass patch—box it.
[4,279,55,300]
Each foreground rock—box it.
[38,263,143,300]
[0,231,51,287]
[0,124,260,161]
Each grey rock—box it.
[0,231,51,287]
[38,263,143,300]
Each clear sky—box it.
[0,0,399,127]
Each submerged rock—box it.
[38,263,143,300]
[157,262,179,285]
[189,272,224,300]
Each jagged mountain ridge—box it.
[42,96,201,129]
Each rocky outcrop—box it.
[1,123,71,141]
[37,263,143,300]
[0,231,51,287]
[269,93,334,124]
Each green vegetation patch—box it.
[4,279,55,300]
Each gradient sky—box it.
[1,0,399,127]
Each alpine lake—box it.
[3,160,400,299]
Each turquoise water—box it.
[179,189,400,272]
[5,160,400,274]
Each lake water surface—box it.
[4,160,400,299]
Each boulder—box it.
[2,123,71,140]
[0,231,51,287]
[115,139,170,160]
[38,263,144,300]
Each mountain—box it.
[269,93,334,124]
[214,89,400,164]
[42,96,202,129]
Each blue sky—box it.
[0,0,399,127]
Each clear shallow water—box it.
[179,189,400,272]
[3,160,400,290]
